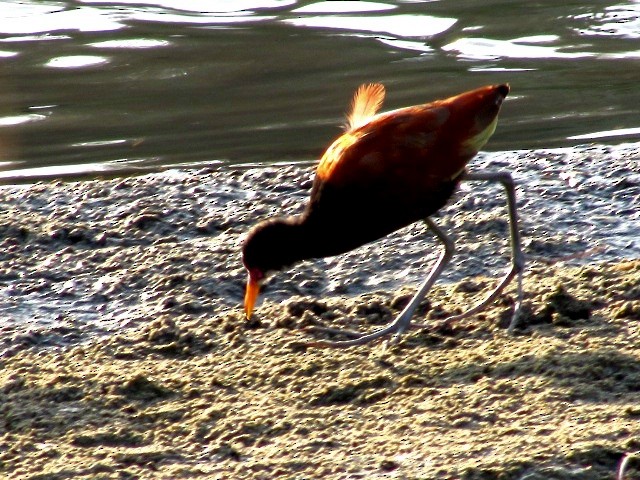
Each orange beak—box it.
[244,272,261,319]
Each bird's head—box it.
[241,217,303,319]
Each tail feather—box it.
[345,83,385,130]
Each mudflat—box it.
[1,145,639,479]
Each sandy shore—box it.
[0,144,639,479]
[1,261,639,479]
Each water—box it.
[0,0,639,181]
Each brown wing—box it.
[317,83,508,190]
[317,103,450,186]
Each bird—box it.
[242,82,524,347]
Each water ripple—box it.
[0,4,123,34]
[574,3,640,39]
[45,55,109,68]
[443,37,593,61]
[284,14,457,38]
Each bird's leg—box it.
[305,217,454,348]
[413,170,525,333]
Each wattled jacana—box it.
[242,83,524,347]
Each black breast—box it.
[302,173,462,259]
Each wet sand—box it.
[1,144,639,479]
[1,261,640,479]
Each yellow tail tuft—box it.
[345,83,386,130]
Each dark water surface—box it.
[0,0,639,181]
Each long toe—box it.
[304,316,413,348]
